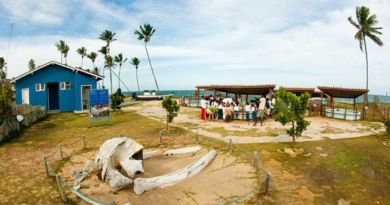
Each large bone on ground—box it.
[133,150,217,195]
[120,160,144,178]
[72,160,93,190]
[164,146,202,156]
[143,150,161,159]
[106,168,133,191]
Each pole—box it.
[56,174,67,202]
[43,156,49,177]
[58,144,63,160]
[253,151,259,170]
[83,135,86,149]
[264,173,270,195]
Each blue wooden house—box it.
[11,61,103,112]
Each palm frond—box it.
[348,17,360,29]
[366,32,384,46]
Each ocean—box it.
[123,90,390,104]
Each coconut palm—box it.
[55,40,66,63]
[87,52,98,68]
[114,53,128,89]
[0,57,6,80]
[28,59,36,71]
[99,30,117,93]
[134,24,159,91]
[130,57,141,93]
[63,44,70,65]
[348,6,383,104]
[104,55,116,93]
[77,47,87,67]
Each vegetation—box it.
[162,97,180,131]
[55,40,70,64]
[76,47,87,67]
[134,24,159,91]
[0,57,6,79]
[0,57,13,123]
[114,53,127,89]
[99,30,117,93]
[87,52,98,68]
[274,87,310,142]
[384,119,390,137]
[110,88,125,110]
[130,57,141,92]
[348,6,383,104]
[28,59,36,71]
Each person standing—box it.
[200,96,207,120]
[245,102,251,125]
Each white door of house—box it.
[22,88,30,104]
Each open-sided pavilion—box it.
[195,84,276,106]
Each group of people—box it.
[199,95,274,126]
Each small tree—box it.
[162,97,180,131]
[384,119,390,137]
[110,88,124,110]
[274,87,310,143]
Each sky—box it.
[0,0,389,94]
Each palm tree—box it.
[348,6,383,104]
[99,30,117,93]
[114,53,128,89]
[0,57,6,80]
[76,47,87,67]
[63,44,70,65]
[87,52,98,68]
[28,59,36,71]
[130,57,141,93]
[134,24,159,91]
[104,55,116,93]
[55,40,66,63]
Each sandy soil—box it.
[61,147,256,205]
[124,101,385,143]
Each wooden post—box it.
[159,131,164,146]
[269,89,273,101]
[264,173,270,195]
[229,139,233,152]
[331,97,334,118]
[253,151,259,170]
[56,174,67,203]
[196,88,200,107]
[242,105,245,121]
[320,91,324,116]
[344,107,347,120]
[58,144,63,160]
[83,135,86,149]
[246,95,249,103]
[43,156,49,177]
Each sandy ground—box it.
[61,147,256,205]
[124,101,385,143]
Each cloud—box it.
[0,0,389,94]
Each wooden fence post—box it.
[229,139,233,152]
[253,151,259,170]
[43,156,49,177]
[159,131,164,146]
[264,173,270,195]
[58,144,64,160]
[83,135,86,149]
[344,108,347,120]
[55,174,67,202]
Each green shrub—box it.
[110,88,125,110]
[385,119,390,137]
[162,97,180,131]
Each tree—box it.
[134,24,159,91]
[55,40,67,63]
[0,57,6,80]
[348,6,383,105]
[104,55,116,93]
[77,47,87,67]
[110,88,125,110]
[87,52,98,68]
[63,44,70,65]
[274,88,310,143]
[114,53,128,89]
[162,97,180,131]
[130,57,141,93]
[99,30,117,93]
[28,59,36,71]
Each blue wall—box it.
[15,64,98,112]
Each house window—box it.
[35,83,45,91]
[60,82,71,90]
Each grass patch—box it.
[203,127,280,137]
[320,126,346,134]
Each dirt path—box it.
[124,101,384,144]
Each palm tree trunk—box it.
[81,57,84,67]
[60,54,63,64]
[118,65,121,89]
[145,43,159,92]
[110,67,113,94]
[136,68,140,93]
[363,37,369,105]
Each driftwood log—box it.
[133,150,217,195]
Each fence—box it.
[44,131,270,205]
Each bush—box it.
[0,81,14,123]
[162,97,180,131]
[110,88,125,110]
[385,119,390,137]
[274,87,310,142]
